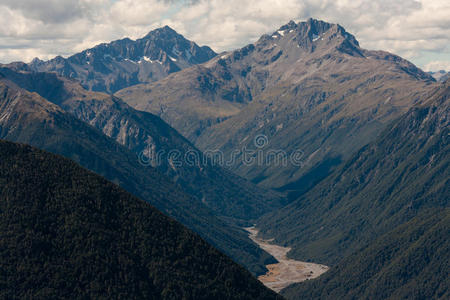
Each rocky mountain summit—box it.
[29,26,217,93]
[118,18,437,191]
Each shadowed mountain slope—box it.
[0,139,281,300]
[0,75,274,275]
[0,65,284,223]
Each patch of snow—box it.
[312,34,320,42]
[272,35,279,39]
[86,51,92,57]
[220,53,230,59]
[276,123,284,132]
[139,56,163,64]
[168,56,177,62]
[289,29,294,33]
[124,58,136,64]
[277,30,285,36]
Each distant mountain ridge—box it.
[428,70,449,82]
[117,18,437,191]
[28,26,217,93]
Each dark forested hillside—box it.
[0,77,274,275]
[0,140,281,299]
[281,209,449,300]
[257,80,449,266]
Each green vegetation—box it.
[0,140,281,299]
[258,81,449,267]
[282,209,449,299]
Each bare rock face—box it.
[117,18,437,191]
[28,26,217,93]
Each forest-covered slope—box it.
[0,140,281,299]
[281,209,449,299]
[257,80,449,266]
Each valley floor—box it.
[245,227,329,292]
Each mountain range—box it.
[1,17,448,299]
[0,64,284,223]
[116,18,437,195]
[28,26,217,93]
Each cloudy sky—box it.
[0,0,449,71]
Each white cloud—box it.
[110,0,171,27]
[167,0,304,50]
[0,0,448,71]
[423,61,450,72]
